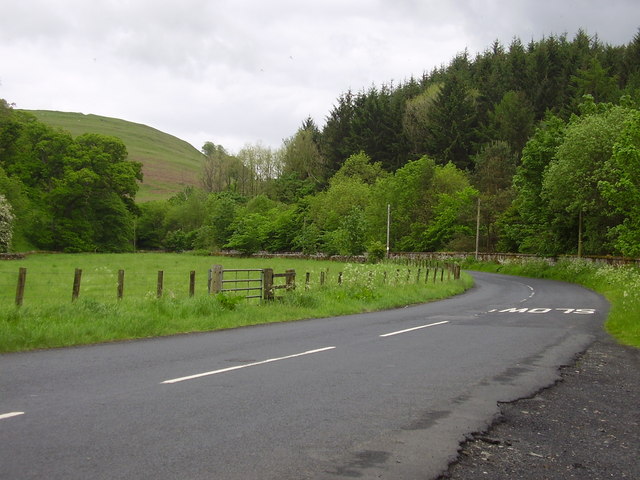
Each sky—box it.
[1,1,639,154]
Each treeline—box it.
[2,30,640,256]
[0,102,142,252]
[136,152,476,256]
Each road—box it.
[0,271,608,479]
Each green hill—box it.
[24,110,204,202]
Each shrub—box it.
[0,194,15,252]
[366,241,387,263]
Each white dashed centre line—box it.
[380,320,449,337]
[162,346,336,384]
[0,412,24,420]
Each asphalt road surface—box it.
[0,271,608,479]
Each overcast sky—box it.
[1,1,638,154]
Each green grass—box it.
[462,258,640,348]
[0,253,472,352]
[22,110,204,202]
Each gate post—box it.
[209,265,223,294]
[263,268,274,300]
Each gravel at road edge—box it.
[437,336,640,480]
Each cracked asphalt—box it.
[437,336,640,479]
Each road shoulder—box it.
[438,336,640,479]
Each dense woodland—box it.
[1,30,640,257]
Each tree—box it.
[473,40,509,126]
[331,151,386,185]
[281,124,326,185]
[366,156,437,249]
[136,201,169,250]
[599,110,640,256]
[320,91,356,176]
[201,142,230,193]
[489,91,535,154]
[402,83,442,156]
[224,212,268,255]
[570,57,620,107]
[236,142,282,196]
[348,85,409,171]
[163,187,209,234]
[322,206,367,255]
[0,194,14,252]
[5,130,145,252]
[426,73,479,170]
[0,166,36,250]
[261,204,301,253]
[421,187,477,251]
[472,141,516,251]
[542,103,635,254]
[505,113,566,254]
[194,191,243,250]
[201,141,255,194]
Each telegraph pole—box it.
[475,197,480,260]
[386,204,391,258]
[578,209,583,257]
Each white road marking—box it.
[491,307,596,315]
[519,284,535,303]
[0,412,24,420]
[380,321,449,337]
[161,346,337,384]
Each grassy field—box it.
[23,110,203,201]
[462,258,640,348]
[0,253,472,353]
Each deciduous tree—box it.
[0,193,14,252]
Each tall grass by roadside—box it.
[0,253,472,352]
[463,257,640,348]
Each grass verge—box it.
[462,258,640,348]
[0,253,473,352]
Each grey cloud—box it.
[1,0,638,153]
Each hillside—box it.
[24,110,204,202]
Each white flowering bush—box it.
[594,264,640,312]
[0,194,14,253]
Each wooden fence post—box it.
[157,270,164,298]
[189,270,196,297]
[72,268,82,302]
[15,267,27,306]
[285,269,296,291]
[117,269,125,300]
[263,268,274,300]
[433,267,438,283]
[210,265,223,294]
[305,272,310,290]
[320,271,325,286]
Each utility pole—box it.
[578,209,583,257]
[475,197,480,260]
[386,204,391,258]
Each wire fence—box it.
[1,261,461,307]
